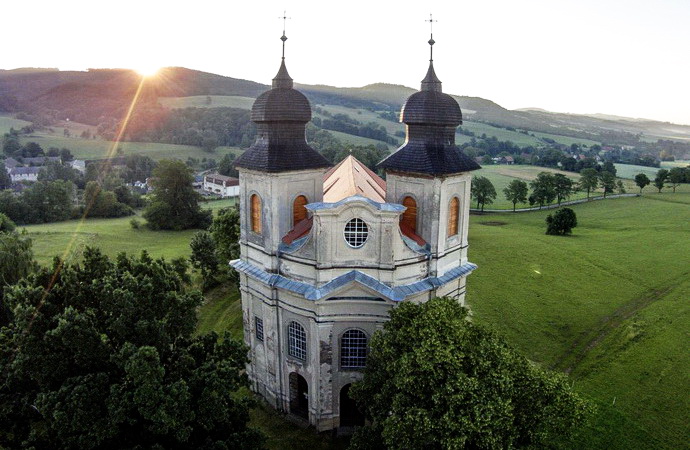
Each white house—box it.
[9,166,40,182]
[230,35,480,431]
[203,173,239,197]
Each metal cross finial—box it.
[425,14,437,62]
[279,11,291,59]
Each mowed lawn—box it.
[467,192,690,448]
[22,199,236,265]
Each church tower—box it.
[378,32,480,296]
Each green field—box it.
[0,114,32,133]
[468,192,690,448]
[22,199,235,265]
[529,130,601,147]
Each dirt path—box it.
[552,278,684,374]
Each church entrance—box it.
[289,372,309,419]
[339,384,364,427]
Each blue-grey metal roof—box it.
[230,259,477,302]
[307,195,406,213]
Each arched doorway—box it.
[289,372,309,419]
[339,384,364,427]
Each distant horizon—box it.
[3,64,688,128]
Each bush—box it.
[546,208,578,235]
[130,218,141,229]
[0,213,16,233]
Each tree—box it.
[546,208,578,235]
[21,142,44,158]
[634,173,650,193]
[503,179,528,211]
[654,169,668,193]
[37,161,78,183]
[530,172,556,208]
[598,171,616,198]
[668,167,685,193]
[350,297,591,449]
[0,231,35,326]
[0,248,264,449]
[553,174,574,205]
[0,212,16,233]
[602,161,617,177]
[579,168,599,199]
[0,166,11,189]
[22,180,75,223]
[83,181,133,218]
[470,176,497,212]
[210,207,240,264]
[616,179,626,194]
[190,231,219,287]
[143,160,212,230]
[218,153,239,178]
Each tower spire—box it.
[422,14,442,92]
[273,11,293,89]
[279,10,290,60]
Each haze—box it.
[2,0,688,125]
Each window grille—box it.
[341,329,368,368]
[255,317,264,342]
[288,321,307,360]
[401,196,417,232]
[448,197,459,237]
[343,218,368,248]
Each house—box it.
[69,159,86,173]
[496,155,514,165]
[3,157,20,170]
[22,156,61,166]
[10,166,41,182]
[230,34,479,431]
[203,173,239,197]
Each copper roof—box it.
[323,155,386,203]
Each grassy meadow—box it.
[22,198,235,266]
[468,192,690,448]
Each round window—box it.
[343,218,369,248]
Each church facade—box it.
[231,37,480,431]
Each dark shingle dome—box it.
[251,60,312,123]
[234,59,331,173]
[378,60,480,176]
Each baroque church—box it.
[231,29,480,431]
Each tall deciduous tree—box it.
[349,297,591,449]
[530,172,556,208]
[0,248,263,449]
[634,173,650,193]
[210,207,240,264]
[578,168,599,199]
[471,176,497,212]
[598,171,616,198]
[654,169,668,193]
[503,179,528,211]
[553,174,574,205]
[0,230,36,326]
[546,208,578,235]
[143,160,211,230]
[0,166,11,189]
[668,167,685,193]
[190,230,219,287]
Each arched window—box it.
[340,329,368,368]
[293,195,308,226]
[448,197,459,237]
[401,196,417,232]
[288,321,307,360]
[250,194,262,234]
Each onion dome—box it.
[234,36,331,173]
[378,42,480,176]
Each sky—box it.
[2,0,689,125]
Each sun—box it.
[135,65,160,77]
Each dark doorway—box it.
[289,372,309,419]
[339,384,364,427]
